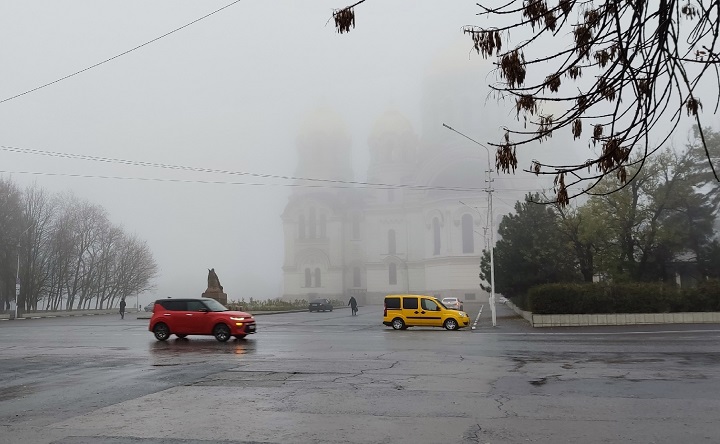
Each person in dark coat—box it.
[119,298,126,320]
[348,296,358,316]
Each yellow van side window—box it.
[403,297,418,309]
[422,299,440,311]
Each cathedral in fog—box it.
[281,47,499,305]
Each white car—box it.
[497,296,508,304]
[441,297,464,311]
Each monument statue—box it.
[207,268,223,292]
[203,268,227,304]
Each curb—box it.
[0,310,143,321]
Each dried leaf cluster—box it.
[522,0,557,31]
[333,7,356,34]
[497,132,518,174]
[500,50,526,88]
[466,28,502,58]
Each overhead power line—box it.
[0,145,490,192]
[0,169,549,193]
[0,0,244,105]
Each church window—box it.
[353,267,361,287]
[320,213,327,238]
[389,263,397,285]
[304,268,311,287]
[314,268,321,287]
[352,214,360,239]
[298,214,306,239]
[388,229,396,254]
[309,207,317,239]
[462,214,474,253]
[433,217,441,255]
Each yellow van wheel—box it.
[391,318,405,330]
[444,318,459,330]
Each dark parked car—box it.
[144,302,155,312]
[308,298,333,312]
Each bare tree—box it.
[0,177,24,311]
[111,234,158,307]
[0,179,159,313]
[19,184,56,312]
[332,1,720,205]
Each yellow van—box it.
[382,294,470,330]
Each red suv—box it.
[149,298,256,342]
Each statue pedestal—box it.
[202,291,227,305]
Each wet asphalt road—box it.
[0,304,719,444]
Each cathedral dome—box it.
[420,39,498,149]
[297,106,350,143]
[294,106,354,183]
[369,109,415,139]
[368,109,418,166]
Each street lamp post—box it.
[444,123,497,327]
[15,225,33,320]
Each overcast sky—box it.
[1,1,709,306]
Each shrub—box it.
[610,282,678,313]
[227,298,308,312]
[526,281,714,314]
[226,297,345,312]
[529,283,589,314]
[681,280,720,312]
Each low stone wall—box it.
[506,301,720,327]
[0,309,139,320]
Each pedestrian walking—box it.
[119,298,126,320]
[348,296,358,316]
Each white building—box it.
[281,103,496,305]
[281,43,510,305]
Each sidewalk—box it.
[0,309,142,321]
[468,301,533,333]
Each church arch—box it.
[389,263,397,285]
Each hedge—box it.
[525,281,720,314]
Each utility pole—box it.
[444,123,497,327]
[15,224,33,320]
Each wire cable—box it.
[0,145,491,192]
[0,169,516,192]
[0,0,243,105]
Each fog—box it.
[2,1,705,307]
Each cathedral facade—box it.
[281,105,492,306]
